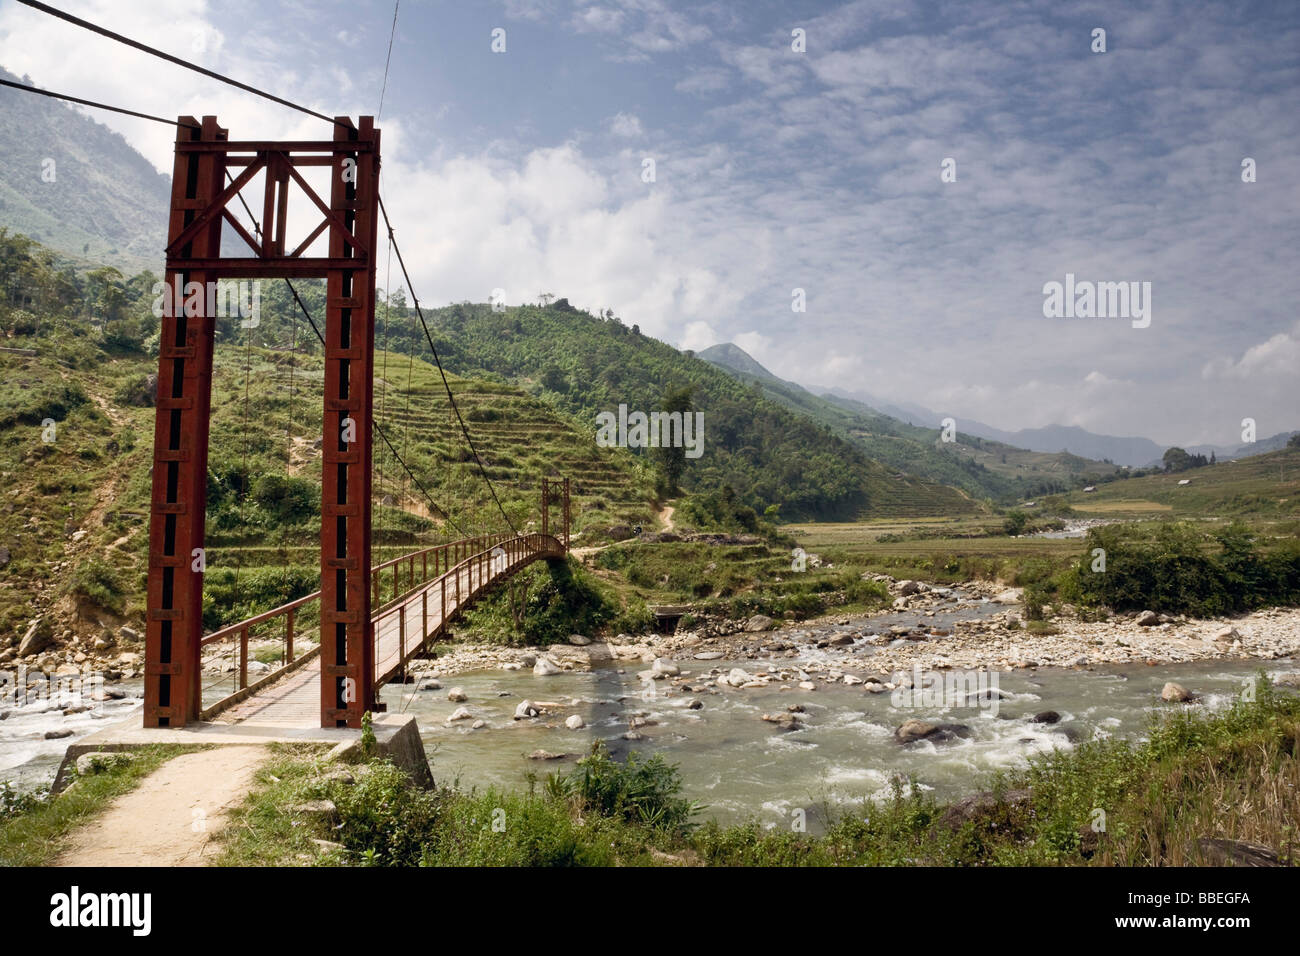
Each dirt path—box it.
[54,747,267,867]
[659,504,675,531]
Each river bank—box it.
[409,577,1300,681]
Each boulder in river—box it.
[651,658,680,677]
[1030,710,1061,724]
[447,687,467,702]
[527,750,568,760]
[564,714,585,730]
[447,706,474,722]
[744,614,774,632]
[533,655,563,676]
[894,719,972,745]
[514,699,539,720]
[1160,682,1195,703]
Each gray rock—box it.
[1160,682,1195,703]
[686,699,703,710]
[939,788,1032,829]
[1136,610,1160,626]
[447,706,474,722]
[533,655,563,676]
[18,619,52,658]
[651,658,679,677]
[1196,838,1281,867]
[693,651,724,660]
[447,687,467,702]
[43,729,74,740]
[514,699,539,720]
[564,714,585,730]
[293,799,338,822]
[894,719,972,745]
[1030,710,1061,724]
[417,678,442,691]
[744,615,774,632]
[526,749,567,760]
[567,634,591,646]
[118,626,142,642]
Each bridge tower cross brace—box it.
[143,115,381,729]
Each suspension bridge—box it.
[135,115,575,731]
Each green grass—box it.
[0,746,202,866]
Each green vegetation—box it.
[1063,521,1300,616]
[0,746,199,866]
[458,557,640,646]
[211,682,1299,867]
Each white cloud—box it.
[609,111,644,137]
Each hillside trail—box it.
[53,746,267,867]
[571,502,677,560]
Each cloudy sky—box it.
[1,0,1297,447]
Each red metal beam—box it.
[319,116,380,728]
[144,114,380,729]
[143,116,226,727]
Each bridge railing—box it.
[198,532,567,717]
[371,532,565,683]
[198,588,321,717]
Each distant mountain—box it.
[699,342,1119,501]
[695,343,781,382]
[826,386,1295,470]
[0,66,170,275]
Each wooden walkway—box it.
[211,533,564,729]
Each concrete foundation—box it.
[53,713,434,793]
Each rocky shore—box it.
[402,576,1300,687]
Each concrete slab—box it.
[53,713,433,792]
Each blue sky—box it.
[1,0,1297,446]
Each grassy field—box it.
[1063,446,1300,518]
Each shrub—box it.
[546,742,701,833]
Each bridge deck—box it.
[215,536,559,729]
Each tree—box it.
[540,364,567,392]
[1288,433,1300,449]
[657,384,694,493]
[86,266,126,326]
[538,292,554,307]
[1162,447,1192,473]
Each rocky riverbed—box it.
[402,576,1300,685]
